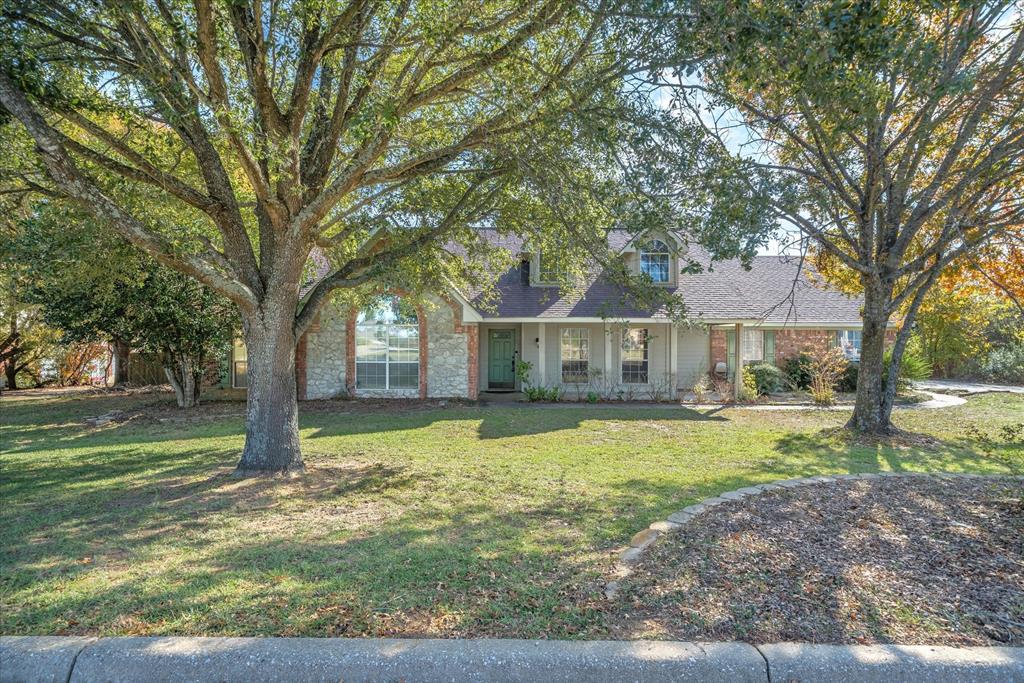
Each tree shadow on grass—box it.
[771,428,1018,476]
[303,404,729,442]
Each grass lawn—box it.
[1,390,1021,639]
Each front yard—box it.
[1,390,1021,640]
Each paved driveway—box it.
[915,379,1024,395]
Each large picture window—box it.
[621,329,649,384]
[355,297,420,390]
[560,327,590,383]
[640,240,671,283]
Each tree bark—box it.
[164,356,201,409]
[234,291,304,476]
[111,338,131,385]
[848,277,894,434]
[4,358,17,390]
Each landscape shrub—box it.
[748,362,784,395]
[837,362,859,393]
[810,347,848,406]
[980,341,1024,384]
[740,366,759,401]
[883,346,932,393]
[783,352,813,390]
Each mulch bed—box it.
[610,475,1024,646]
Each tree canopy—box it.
[650,0,1024,432]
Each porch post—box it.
[537,323,547,386]
[668,322,678,400]
[604,323,613,387]
[734,322,743,400]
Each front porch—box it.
[475,320,711,399]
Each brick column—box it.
[466,324,479,400]
[345,310,356,395]
[418,310,429,399]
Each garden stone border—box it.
[605,471,1024,600]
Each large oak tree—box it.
[0,0,638,473]
[651,0,1024,433]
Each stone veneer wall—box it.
[300,293,477,400]
[302,300,350,399]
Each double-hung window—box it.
[355,297,420,390]
[741,329,764,362]
[560,327,590,383]
[231,339,248,388]
[640,240,671,283]
[621,329,649,384]
[836,330,862,360]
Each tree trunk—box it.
[4,358,17,390]
[164,355,200,409]
[234,299,304,476]
[848,278,894,434]
[112,338,131,385]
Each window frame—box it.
[620,328,649,384]
[836,329,862,361]
[639,239,671,284]
[355,298,420,391]
[534,252,563,286]
[741,329,764,363]
[231,339,248,389]
[560,327,590,383]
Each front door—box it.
[488,329,516,390]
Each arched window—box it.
[355,297,419,390]
[640,240,671,283]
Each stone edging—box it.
[3,636,1023,683]
[606,471,1024,600]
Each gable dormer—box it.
[620,232,684,286]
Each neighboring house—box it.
[226,230,872,401]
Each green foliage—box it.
[783,353,814,391]
[980,342,1024,385]
[747,362,784,395]
[586,391,600,404]
[13,203,236,401]
[523,385,562,403]
[883,346,932,394]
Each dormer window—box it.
[535,252,562,285]
[640,240,671,283]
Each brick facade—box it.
[709,326,897,375]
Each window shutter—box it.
[764,331,776,365]
[726,330,736,376]
[520,259,531,285]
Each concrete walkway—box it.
[915,379,1024,395]
[2,636,1022,683]
[683,390,966,412]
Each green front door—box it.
[488,329,516,389]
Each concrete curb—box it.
[2,637,764,683]
[606,472,1024,600]
[756,642,1024,682]
[2,636,1022,682]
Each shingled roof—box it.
[465,230,864,325]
